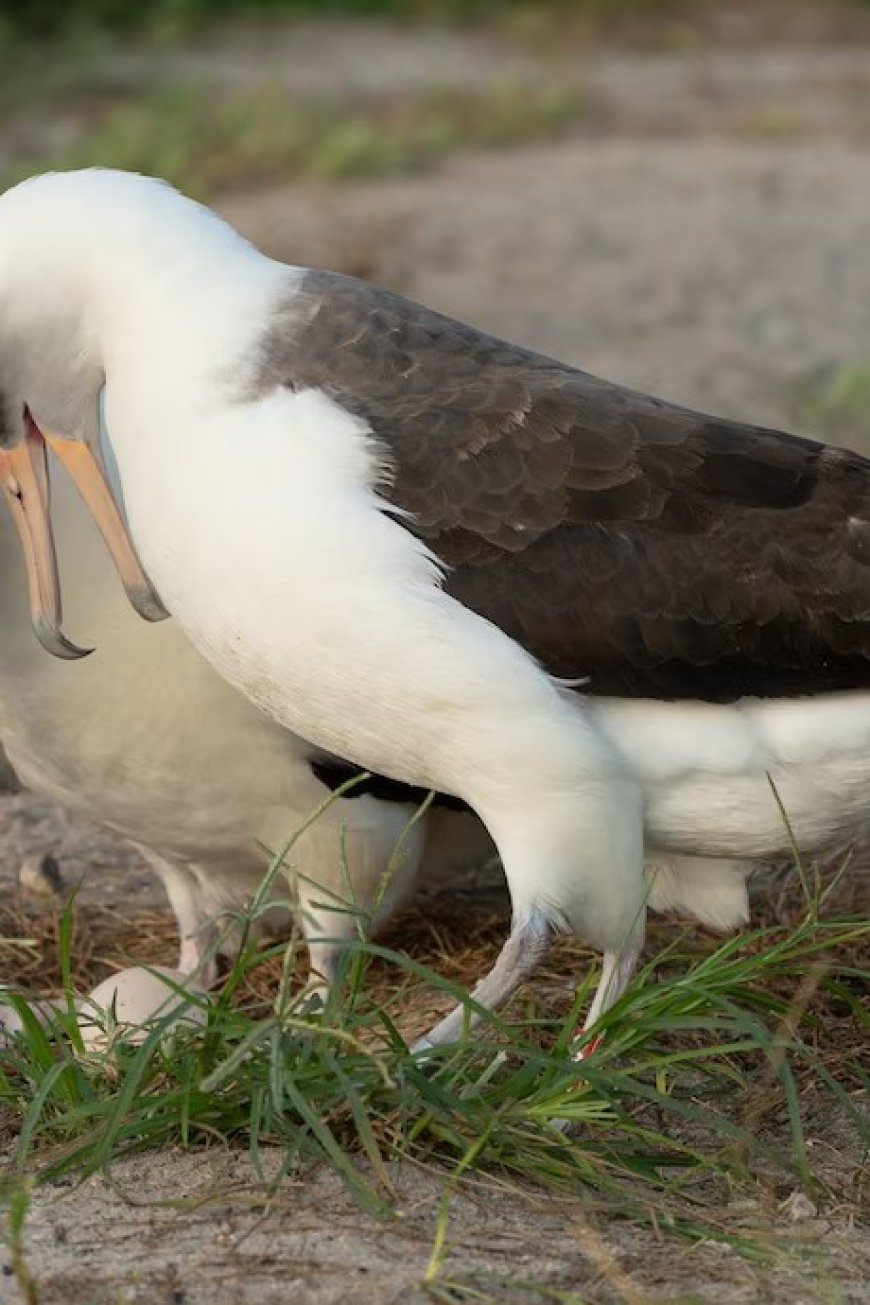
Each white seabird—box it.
[1,168,868,1054]
[0,454,486,985]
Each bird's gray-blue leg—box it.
[411,909,552,1054]
[573,937,644,1058]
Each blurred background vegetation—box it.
[0,0,697,198]
[1,0,868,438]
[2,0,687,35]
[0,1,653,194]
[1,0,868,195]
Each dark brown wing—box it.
[256,270,870,700]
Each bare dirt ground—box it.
[2,15,869,1304]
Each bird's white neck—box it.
[0,170,293,439]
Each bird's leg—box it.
[296,877,369,1008]
[141,851,220,986]
[291,808,427,1006]
[546,934,647,1136]
[572,935,644,1060]
[412,751,646,1059]
[411,919,644,1059]
[411,909,552,1053]
[176,931,219,987]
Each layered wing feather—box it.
[258,271,870,700]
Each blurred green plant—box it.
[0,78,585,196]
[792,360,870,458]
[0,0,689,39]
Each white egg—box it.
[0,993,69,1045]
[78,965,208,1053]
[0,1001,23,1042]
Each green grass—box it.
[2,826,867,1302]
[0,77,585,198]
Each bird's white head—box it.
[0,170,214,656]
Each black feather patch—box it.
[309,757,467,811]
[252,271,870,701]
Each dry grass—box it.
[2,875,866,1096]
[0,871,866,1305]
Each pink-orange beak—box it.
[0,410,167,659]
[0,414,87,658]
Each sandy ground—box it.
[2,22,869,1305]
[9,1138,869,1305]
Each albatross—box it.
[0,451,487,986]
[1,168,868,1055]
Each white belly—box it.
[591,692,870,859]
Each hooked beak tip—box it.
[33,615,94,661]
[128,586,170,623]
